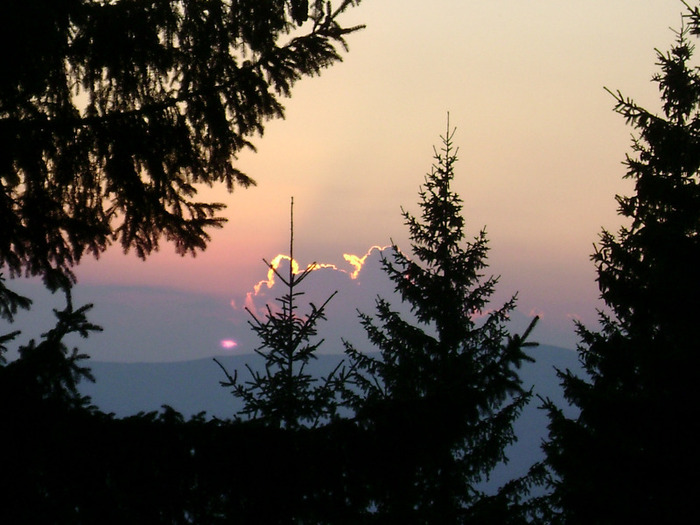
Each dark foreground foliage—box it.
[0,398,362,524]
[1,344,524,523]
[0,361,541,524]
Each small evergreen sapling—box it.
[217,199,348,430]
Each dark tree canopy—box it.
[541,7,700,523]
[0,0,362,290]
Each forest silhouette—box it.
[2,1,700,523]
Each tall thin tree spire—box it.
[290,196,294,285]
[217,197,346,429]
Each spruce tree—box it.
[541,9,700,523]
[0,0,363,290]
[217,198,347,430]
[0,289,100,410]
[345,121,538,522]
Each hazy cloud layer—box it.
[3,245,580,363]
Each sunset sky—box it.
[7,1,689,362]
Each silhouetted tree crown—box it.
[217,198,349,429]
[0,289,100,409]
[345,121,538,522]
[541,7,700,523]
[0,0,363,290]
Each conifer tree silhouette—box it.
[217,198,348,430]
[0,0,364,291]
[345,119,538,522]
[0,273,32,361]
[0,289,100,408]
[541,8,700,523]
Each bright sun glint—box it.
[220,340,238,349]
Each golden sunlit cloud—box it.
[343,245,388,279]
[252,254,297,295]
[250,245,388,295]
[235,245,389,313]
[243,291,260,317]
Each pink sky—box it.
[46,0,688,361]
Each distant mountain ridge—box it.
[79,346,581,491]
[80,345,579,418]
[80,352,348,419]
